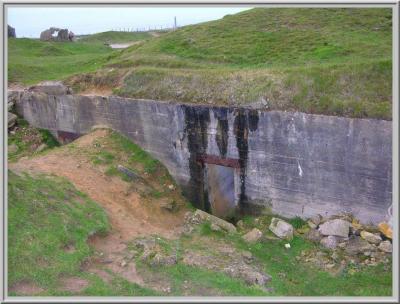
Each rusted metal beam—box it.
[197,154,240,168]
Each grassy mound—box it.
[131,8,391,67]
[8,38,114,85]
[77,31,153,44]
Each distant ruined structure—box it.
[40,27,74,42]
[8,25,16,38]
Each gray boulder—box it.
[319,219,350,237]
[269,218,294,240]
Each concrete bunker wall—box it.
[15,91,392,224]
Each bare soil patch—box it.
[9,129,186,290]
[9,281,44,296]
[59,277,89,293]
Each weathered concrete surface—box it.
[14,88,392,224]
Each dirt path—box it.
[9,129,185,289]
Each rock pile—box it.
[299,213,392,271]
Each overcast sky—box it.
[7,6,252,38]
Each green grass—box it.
[109,131,160,173]
[8,38,114,85]
[134,220,392,296]
[8,118,60,162]
[8,170,110,294]
[133,8,391,67]
[76,8,392,119]
[190,221,392,296]
[234,235,392,296]
[77,31,153,44]
[151,263,268,296]
[9,8,392,119]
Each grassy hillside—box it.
[8,38,114,85]
[132,8,391,67]
[77,31,153,44]
[8,8,392,119]
[70,8,392,119]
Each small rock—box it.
[345,236,375,256]
[162,287,171,293]
[360,231,382,245]
[236,220,245,230]
[120,260,127,267]
[8,144,18,154]
[160,199,177,212]
[378,222,392,239]
[117,164,139,181]
[35,143,47,152]
[320,236,338,249]
[7,101,14,112]
[310,214,322,226]
[8,112,17,128]
[326,263,335,269]
[269,218,294,240]
[319,219,350,238]
[193,209,236,233]
[304,228,323,243]
[284,243,291,249]
[242,251,253,262]
[331,252,340,261]
[378,240,392,253]
[307,220,317,229]
[210,223,222,232]
[167,184,175,190]
[239,269,271,286]
[242,228,263,243]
